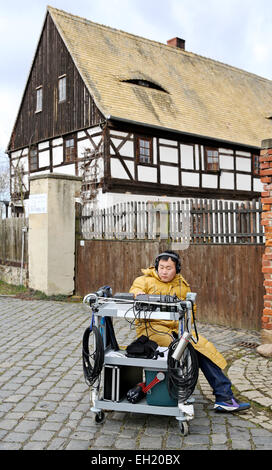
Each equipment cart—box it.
[82,291,199,436]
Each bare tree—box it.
[0,166,10,198]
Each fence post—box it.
[260,139,272,344]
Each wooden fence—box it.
[0,218,28,267]
[79,198,264,245]
[75,240,264,330]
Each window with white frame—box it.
[35,86,43,113]
[58,75,66,102]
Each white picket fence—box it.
[80,198,264,245]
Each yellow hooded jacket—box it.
[129,267,227,370]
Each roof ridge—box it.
[47,5,271,85]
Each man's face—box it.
[158,257,177,282]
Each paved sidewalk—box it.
[0,296,271,450]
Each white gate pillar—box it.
[28,174,82,296]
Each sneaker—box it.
[214,397,251,412]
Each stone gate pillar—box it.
[28,174,81,296]
[260,139,272,344]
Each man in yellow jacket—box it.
[129,250,250,413]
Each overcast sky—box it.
[1,0,272,162]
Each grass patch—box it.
[0,280,82,303]
[0,280,28,296]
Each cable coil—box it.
[82,325,104,387]
[167,340,199,402]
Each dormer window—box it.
[122,79,167,93]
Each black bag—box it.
[126,335,158,359]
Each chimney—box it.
[167,37,185,50]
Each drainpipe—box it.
[20,225,28,286]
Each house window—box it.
[253,154,260,175]
[29,146,38,171]
[58,75,66,102]
[64,135,76,162]
[136,136,153,164]
[205,147,219,171]
[35,86,43,112]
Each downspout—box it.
[20,225,28,286]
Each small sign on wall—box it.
[29,194,48,214]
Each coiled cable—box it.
[167,340,199,402]
[82,324,104,387]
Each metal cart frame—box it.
[82,293,198,436]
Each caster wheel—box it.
[95,411,105,424]
[179,421,189,436]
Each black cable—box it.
[167,340,199,402]
[189,300,199,344]
[82,325,104,387]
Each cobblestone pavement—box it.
[0,296,271,451]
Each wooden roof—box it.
[38,7,272,148]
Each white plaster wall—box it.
[52,137,63,146]
[180,145,194,169]
[39,151,50,168]
[77,138,92,159]
[181,172,199,187]
[138,166,157,182]
[160,165,179,185]
[236,173,251,190]
[253,178,263,192]
[87,126,102,136]
[119,140,134,157]
[220,171,234,189]
[20,156,29,173]
[219,155,234,169]
[54,164,75,176]
[160,146,178,163]
[38,141,49,150]
[202,174,218,188]
[52,146,63,166]
[110,158,130,179]
[93,189,192,209]
[236,157,251,172]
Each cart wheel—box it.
[95,411,105,424]
[179,421,189,436]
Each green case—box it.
[145,370,178,407]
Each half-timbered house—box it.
[7,6,272,214]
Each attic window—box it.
[35,86,43,113]
[122,79,167,93]
[58,75,66,102]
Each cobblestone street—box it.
[0,297,271,452]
